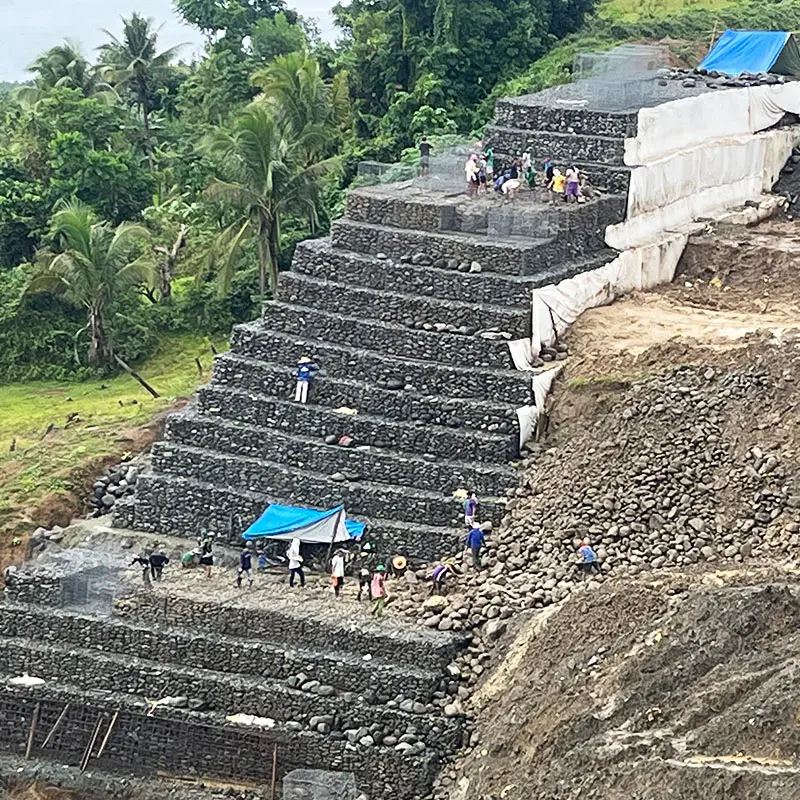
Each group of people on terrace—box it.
[463,149,591,204]
[129,486,601,609]
[418,137,592,204]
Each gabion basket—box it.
[282,769,358,800]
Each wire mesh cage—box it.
[567,44,670,111]
[283,769,359,800]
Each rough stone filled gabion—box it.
[283,769,358,800]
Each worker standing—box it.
[331,548,346,597]
[371,565,388,617]
[237,545,254,588]
[288,537,305,587]
[463,491,478,527]
[466,523,485,569]
[148,550,169,581]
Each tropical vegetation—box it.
[0,0,797,384]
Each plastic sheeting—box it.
[699,30,791,76]
[624,82,800,166]
[243,503,365,543]
[609,126,799,248]
[529,234,687,352]
[516,366,562,450]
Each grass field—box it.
[598,0,733,21]
[0,333,228,543]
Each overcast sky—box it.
[0,1,337,82]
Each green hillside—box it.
[491,0,800,102]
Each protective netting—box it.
[283,769,358,800]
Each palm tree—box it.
[26,201,152,365]
[202,105,337,298]
[99,14,184,165]
[15,40,116,107]
[250,52,350,161]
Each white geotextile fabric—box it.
[509,84,800,446]
[528,234,687,352]
[624,82,800,166]
[516,366,562,449]
[608,126,800,249]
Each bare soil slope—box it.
[454,569,800,800]
[433,222,800,800]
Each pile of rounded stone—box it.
[399,253,485,275]
[87,456,146,517]
[657,66,788,89]
[388,354,800,680]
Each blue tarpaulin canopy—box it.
[700,30,800,77]
[243,503,365,543]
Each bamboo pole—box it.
[41,702,70,749]
[80,715,104,772]
[24,703,40,759]
[95,710,119,759]
[113,355,160,398]
[270,743,277,800]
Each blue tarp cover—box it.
[700,30,790,75]
[243,503,365,542]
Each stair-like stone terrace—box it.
[0,572,467,799]
[119,98,631,560]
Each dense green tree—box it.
[175,0,296,45]
[251,51,350,159]
[333,0,597,149]
[202,105,335,296]
[0,154,51,268]
[17,41,116,107]
[99,14,185,164]
[26,201,152,365]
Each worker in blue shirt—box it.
[577,540,601,577]
[294,356,318,404]
[466,523,485,569]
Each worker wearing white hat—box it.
[294,356,318,404]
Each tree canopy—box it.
[0,0,604,379]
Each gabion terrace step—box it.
[0,637,461,752]
[212,353,519,435]
[229,324,532,405]
[0,684,438,800]
[331,219,552,276]
[0,604,444,702]
[493,96,637,138]
[196,384,517,463]
[122,474,465,560]
[265,301,519,370]
[293,238,619,307]
[165,411,516,497]
[345,188,626,239]
[484,124,627,166]
[150,442,507,528]
[277,271,530,338]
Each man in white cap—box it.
[294,356,317,404]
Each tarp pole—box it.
[326,507,345,569]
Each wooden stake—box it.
[24,703,40,759]
[95,710,119,759]
[41,702,70,749]
[270,743,277,800]
[195,357,203,375]
[80,715,104,772]
[113,355,160,399]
